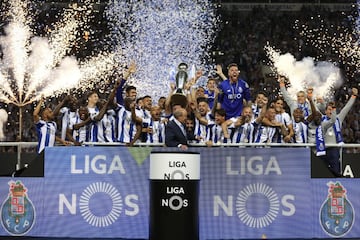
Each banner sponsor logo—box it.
[71,155,126,175]
[59,182,140,226]
[225,155,282,176]
[235,183,280,228]
[150,152,200,180]
[161,186,189,211]
[213,183,296,226]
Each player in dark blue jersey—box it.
[218,63,251,119]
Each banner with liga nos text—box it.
[0,147,359,239]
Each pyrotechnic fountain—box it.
[0,0,117,140]
[264,44,343,100]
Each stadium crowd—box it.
[0,2,359,153]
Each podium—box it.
[149,151,200,240]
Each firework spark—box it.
[0,0,117,107]
[293,8,360,80]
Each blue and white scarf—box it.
[315,116,343,156]
[315,126,326,156]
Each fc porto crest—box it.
[1,180,35,236]
[319,181,354,237]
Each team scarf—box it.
[315,116,343,156]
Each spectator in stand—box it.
[218,63,252,119]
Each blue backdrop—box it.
[0,146,358,239]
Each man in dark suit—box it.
[165,108,196,150]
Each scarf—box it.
[315,116,343,156]
[315,126,326,156]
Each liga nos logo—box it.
[79,182,123,227]
[235,182,280,228]
[319,181,354,237]
[1,180,35,236]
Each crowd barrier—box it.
[0,145,359,239]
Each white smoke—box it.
[266,46,343,100]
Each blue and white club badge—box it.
[1,180,36,236]
[319,181,354,237]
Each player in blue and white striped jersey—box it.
[67,106,90,144]
[228,104,267,144]
[131,105,165,144]
[116,97,142,145]
[34,98,71,154]
[54,95,78,141]
[191,97,215,143]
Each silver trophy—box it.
[174,62,188,94]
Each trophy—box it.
[170,62,189,108]
[174,62,188,94]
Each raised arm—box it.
[123,61,136,80]
[321,108,337,131]
[306,88,317,123]
[94,81,121,122]
[52,95,71,117]
[216,64,227,81]
[116,61,137,105]
[338,88,358,122]
[222,119,234,139]
[278,76,296,113]
[164,83,176,115]
[33,97,44,123]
